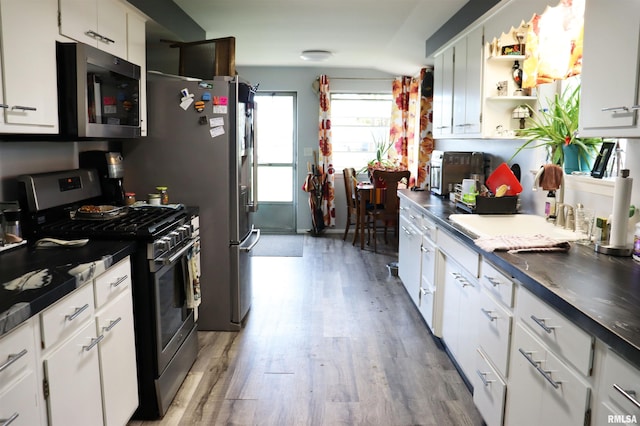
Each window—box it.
[330,93,393,172]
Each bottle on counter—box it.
[545,190,556,219]
[156,186,169,205]
[125,192,136,206]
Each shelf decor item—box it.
[511,84,602,172]
[512,105,531,129]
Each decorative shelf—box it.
[488,55,526,61]
[487,96,537,101]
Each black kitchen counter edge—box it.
[398,189,640,370]
[0,240,136,338]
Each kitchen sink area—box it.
[449,213,582,240]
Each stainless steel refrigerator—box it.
[123,73,260,331]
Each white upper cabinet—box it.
[59,0,127,58]
[433,49,454,138]
[0,0,59,133]
[579,0,640,137]
[452,26,483,136]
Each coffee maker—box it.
[79,151,126,205]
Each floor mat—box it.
[252,234,304,257]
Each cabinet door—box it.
[452,37,467,135]
[433,49,454,137]
[453,27,483,136]
[0,371,43,426]
[0,0,58,130]
[96,290,138,426]
[464,26,483,135]
[44,320,104,426]
[506,323,590,426]
[441,256,461,356]
[579,0,640,137]
[97,0,127,58]
[398,214,422,307]
[58,0,98,47]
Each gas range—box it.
[17,168,201,419]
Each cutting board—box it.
[486,162,523,196]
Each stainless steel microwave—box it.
[57,42,141,138]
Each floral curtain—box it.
[389,69,433,188]
[318,75,335,228]
[416,68,434,189]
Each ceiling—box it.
[148,0,473,76]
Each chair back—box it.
[343,167,357,212]
[372,169,410,215]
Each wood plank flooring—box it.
[129,234,483,426]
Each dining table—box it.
[355,181,406,249]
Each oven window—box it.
[156,261,188,350]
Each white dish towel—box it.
[474,234,571,253]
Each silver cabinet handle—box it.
[480,308,497,322]
[518,348,561,389]
[110,275,128,288]
[0,104,9,109]
[401,225,412,236]
[65,303,90,321]
[0,412,19,426]
[11,105,37,111]
[84,30,114,44]
[103,317,122,333]
[476,369,494,386]
[0,349,27,373]
[613,384,640,409]
[420,246,430,253]
[530,315,555,333]
[451,272,473,288]
[83,335,104,352]
[100,35,115,44]
[631,105,640,111]
[601,106,629,112]
[483,275,501,287]
[420,287,433,296]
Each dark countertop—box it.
[0,240,136,337]
[398,189,640,370]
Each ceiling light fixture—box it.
[300,50,332,62]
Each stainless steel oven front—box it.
[149,237,197,374]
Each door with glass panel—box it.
[254,92,296,233]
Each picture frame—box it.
[590,141,616,179]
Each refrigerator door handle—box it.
[239,227,261,252]
[249,103,259,212]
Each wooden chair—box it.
[367,169,410,252]
[342,168,358,242]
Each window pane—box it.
[256,95,294,164]
[257,166,293,202]
[330,93,392,171]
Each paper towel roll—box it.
[610,175,633,247]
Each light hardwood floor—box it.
[129,234,483,426]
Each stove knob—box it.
[170,231,180,246]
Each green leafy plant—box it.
[510,84,602,166]
[358,133,396,174]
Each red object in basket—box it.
[486,162,523,196]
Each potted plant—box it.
[511,84,602,173]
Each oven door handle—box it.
[156,239,196,265]
[239,228,261,252]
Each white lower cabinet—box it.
[0,318,43,426]
[472,349,506,426]
[43,320,104,426]
[505,323,591,426]
[593,346,640,425]
[419,235,438,334]
[441,254,480,378]
[398,213,422,308]
[39,256,137,426]
[476,288,512,378]
[0,370,43,426]
[96,290,138,426]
